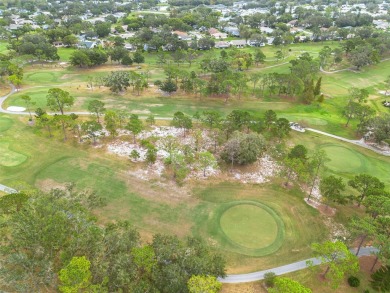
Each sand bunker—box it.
[7,106,26,112]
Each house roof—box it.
[208,28,219,34]
[230,39,246,45]
[215,41,230,47]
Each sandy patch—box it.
[230,155,280,184]
[7,106,26,112]
[127,161,165,180]
[36,179,66,192]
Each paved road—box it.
[219,246,378,284]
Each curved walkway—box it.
[219,246,378,283]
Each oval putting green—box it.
[215,201,285,256]
[220,204,278,249]
[321,144,365,173]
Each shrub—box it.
[154,80,162,86]
[264,272,276,287]
[348,276,360,287]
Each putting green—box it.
[321,144,364,173]
[0,142,27,167]
[0,117,13,132]
[220,204,278,249]
[215,201,285,256]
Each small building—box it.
[230,39,247,48]
[215,41,230,49]
[53,41,64,47]
[172,30,192,41]
[211,32,228,39]
[124,43,136,51]
[224,26,240,37]
[78,40,97,49]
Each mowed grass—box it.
[57,47,76,62]
[321,144,365,173]
[0,142,27,167]
[220,204,278,249]
[290,131,390,187]
[0,117,13,132]
[2,40,386,140]
[217,201,285,256]
[321,59,390,97]
[193,182,327,273]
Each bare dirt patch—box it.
[221,282,265,293]
[36,179,66,192]
[359,255,381,273]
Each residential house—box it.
[172,31,192,41]
[224,26,240,37]
[230,39,247,48]
[124,43,136,51]
[78,40,98,49]
[214,41,230,49]
[53,41,64,47]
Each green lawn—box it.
[2,40,386,141]
[0,116,13,132]
[57,47,76,62]
[321,59,390,97]
[290,131,390,187]
[193,182,326,273]
[0,41,8,53]
[220,204,278,249]
[0,142,27,167]
[218,201,284,255]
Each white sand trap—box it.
[7,106,26,112]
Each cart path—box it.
[0,183,17,194]
[306,128,390,156]
[219,246,378,283]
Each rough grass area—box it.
[219,201,284,255]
